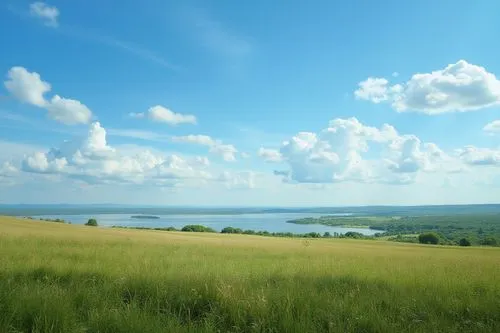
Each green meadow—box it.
[1,216,499,333]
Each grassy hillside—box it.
[1,216,499,332]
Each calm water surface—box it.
[33,213,380,235]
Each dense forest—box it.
[288,214,500,246]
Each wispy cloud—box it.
[0,110,78,135]
[54,26,179,71]
[86,34,179,71]
[106,128,170,142]
[0,111,170,143]
[29,2,59,27]
[181,6,252,59]
[8,3,177,71]
[0,111,37,125]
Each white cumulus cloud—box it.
[262,117,455,185]
[16,122,220,186]
[46,95,92,125]
[457,146,500,166]
[22,152,67,174]
[4,67,50,107]
[131,105,196,125]
[354,77,390,103]
[355,60,500,114]
[4,67,92,125]
[30,2,59,27]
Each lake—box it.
[32,213,381,235]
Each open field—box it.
[1,216,499,332]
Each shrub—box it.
[85,218,98,227]
[458,238,471,247]
[181,225,216,233]
[480,237,498,246]
[418,232,439,245]
[221,227,243,234]
[344,231,364,239]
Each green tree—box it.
[480,237,498,246]
[221,227,243,234]
[418,232,439,245]
[344,231,364,239]
[458,238,471,247]
[85,218,98,227]
[181,225,216,233]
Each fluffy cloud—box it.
[258,148,283,163]
[80,122,116,159]
[172,134,238,162]
[131,105,196,125]
[260,117,455,184]
[29,2,59,27]
[355,60,500,114]
[46,95,92,125]
[354,77,391,103]
[16,122,218,186]
[4,67,92,124]
[22,152,67,174]
[382,136,463,177]
[457,146,500,166]
[4,67,50,107]
[484,120,500,135]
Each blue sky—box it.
[1,0,500,206]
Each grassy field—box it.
[1,216,499,332]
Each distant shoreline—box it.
[3,204,500,216]
[130,215,160,219]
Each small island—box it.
[130,215,160,219]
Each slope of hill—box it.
[0,216,499,332]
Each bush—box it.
[418,232,439,245]
[85,218,98,227]
[458,238,471,247]
[480,237,498,246]
[221,227,243,234]
[181,225,216,233]
[344,231,364,239]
